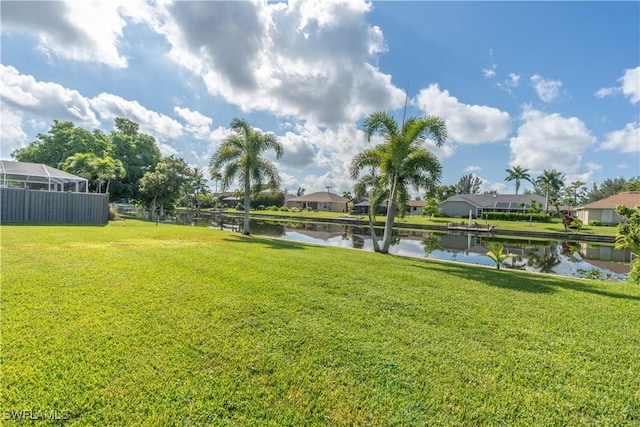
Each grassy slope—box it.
[1,221,638,426]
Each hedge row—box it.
[483,212,551,223]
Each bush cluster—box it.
[588,220,602,226]
[483,212,551,223]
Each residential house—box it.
[438,194,546,218]
[285,191,349,213]
[407,200,426,216]
[575,191,640,225]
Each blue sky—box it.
[1,0,638,196]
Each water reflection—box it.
[251,220,630,280]
[182,213,630,280]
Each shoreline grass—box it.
[2,220,639,425]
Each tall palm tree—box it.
[209,118,284,235]
[536,169,566,211]
[350,111,446,253]
[505,165,532,195]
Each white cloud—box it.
[415,84,511,144]
[585,162,602,171]
[621,66,640,104]
[496,73,520,94]
[482,64,497,78]
[0,109,28,158]
[595,66,640,104]
[0,1,148,68]
[173,107,213,140]
[599,122,640,153]
[509,107,596,174]
[530,74,562,102]
[0,64,100,128]
[154,0,405,127]
[464,165,482,172]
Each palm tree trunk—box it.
[381,176,398,253]
[243,178,251,235]
[368,209,380,252]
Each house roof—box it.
[577,191,640,210]
[287,191,349,203]
[440,194,546,209]
[407,200,426,208]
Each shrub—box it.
[257,205,266,211]
[279,206,289,212]
[108,207,119,221]
[588,220,602,226]
[235,203,243,211]
[483,212,551,223]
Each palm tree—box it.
[350,111,446,253]
[209,118,284,235]
[536,169,565,211]
[504,165,532,195]
[95,156,126,194]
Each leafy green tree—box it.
[563,180,587,208]
[455,174,483,194]
[426,184,457,202]
[423,198,439,219]
[535,169,565,211]
[109,118,162,200]
[12,121,111,167]
[350,111,446,253]
[209,118,284,235]
[615,205,640,283]
[505,165,533,194]
[585,176,638,202]
[139,156,192,220]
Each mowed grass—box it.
[1,221,639,426]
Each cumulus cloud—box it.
[530,74,562,102]
[596,66,640,104]
[415,84,511,144]
[0,64,100,128]
[173,107,213,140]
[0,1,154,68]
[464,165,482,172]
[599,122,640,153]
[154,0,405,127]
[508,107,596,174]
[0,108,28,158]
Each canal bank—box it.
[216,211,616,244]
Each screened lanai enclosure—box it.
[1,160,108,224]
[0,160,88,192]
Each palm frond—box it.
[362,111,399,142]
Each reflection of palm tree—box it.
[527,244,561,273]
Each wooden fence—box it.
[1,188,109,224]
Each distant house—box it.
[575,191,640,225]
[407,200,426,216]
[285,191,349,213]
[438,194,546,218]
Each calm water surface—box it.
[209,218,631,281]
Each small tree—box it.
[615,205,640,283]
[423,198,439,219]
[485,242,517,270]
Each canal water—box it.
[205,217,631,281]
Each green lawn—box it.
[2,221,639,425]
